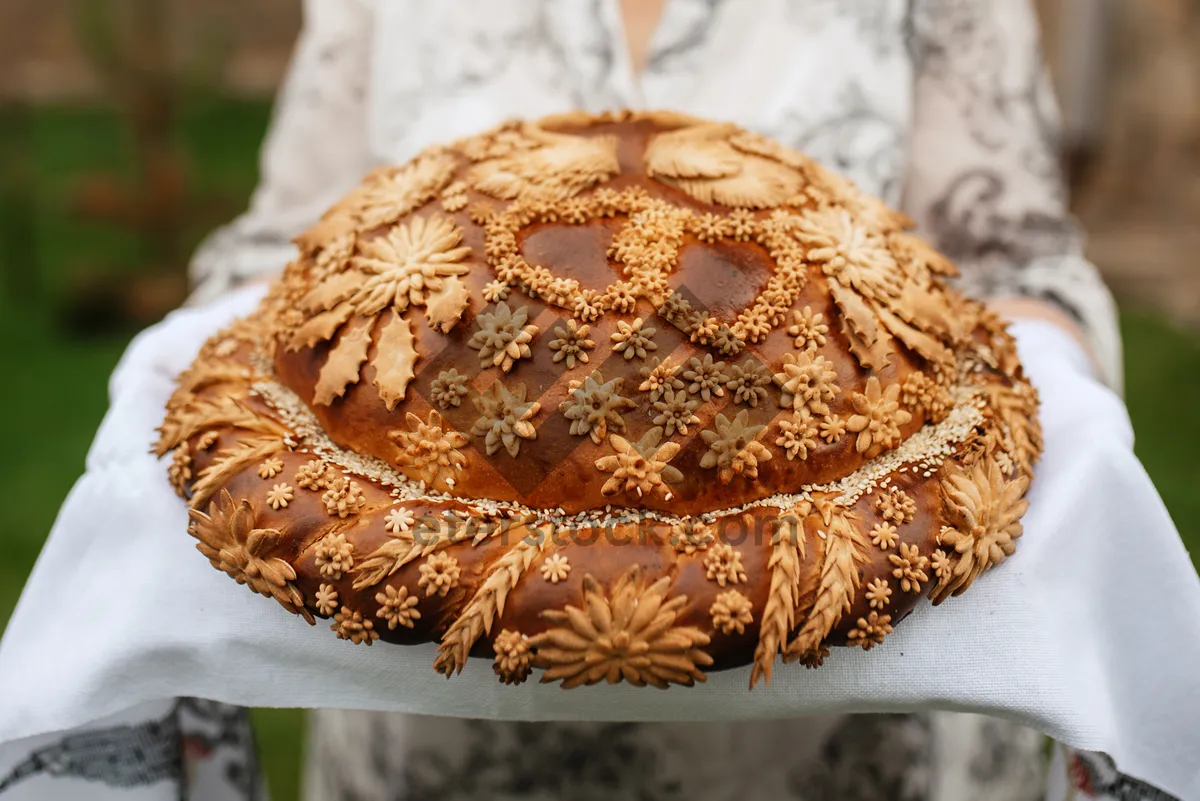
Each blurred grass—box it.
[0,97,304,801]
[0,100,1196,801]
[1122,313,1200,551]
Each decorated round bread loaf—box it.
[158,110,1041,689]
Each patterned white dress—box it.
[170,1,1156,800]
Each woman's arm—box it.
[188,0,373,305]
[901,0,1122,391]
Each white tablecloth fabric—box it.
[2,286,1198,799]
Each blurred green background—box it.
[1,2,1199,801]
[0,98,313,801]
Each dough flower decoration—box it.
[639,356,686,402]
[787,306,829,350]
[847,377,912,454]
[468,302,539,372]
[700,410,773,484]
[773,351,840,415]
[389,411,469,489]
[376,585,421,630]
[704,542,748,587]
[931,458,1029,603]
[547,319,595,368]
[560,371,636,445]
[725,361,771,407]
[797,207,902,303]
[492,629,534,685]
[314,533,355,579]
[710,590,754,636]
[847,611,892,650]
[188,490,310,623]
[610,318,659,361]
[540,553,572,583]
[471,382,540,458]
[652,388,702,437]
[292,214,475,410]
[776,409,820,461]
[876,485,917,526]
[333,606,379,645]
[430,369,470,409]
[683,353,727,401]
[595,428,684,501]
[530,569,713,689]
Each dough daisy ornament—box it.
[159,111,1041,689]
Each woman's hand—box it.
[988,296,1100,377]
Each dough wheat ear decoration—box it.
[785,510,870,664]
[161,111,1041,688]
[434,527,550,678]
[751,514,807,687]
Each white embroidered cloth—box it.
[1,286,1198,799]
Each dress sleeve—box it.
[901,0,1123,391]
[187,0,373,306]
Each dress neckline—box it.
[601,0,678,106]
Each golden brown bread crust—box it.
[158,110,1042,689]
